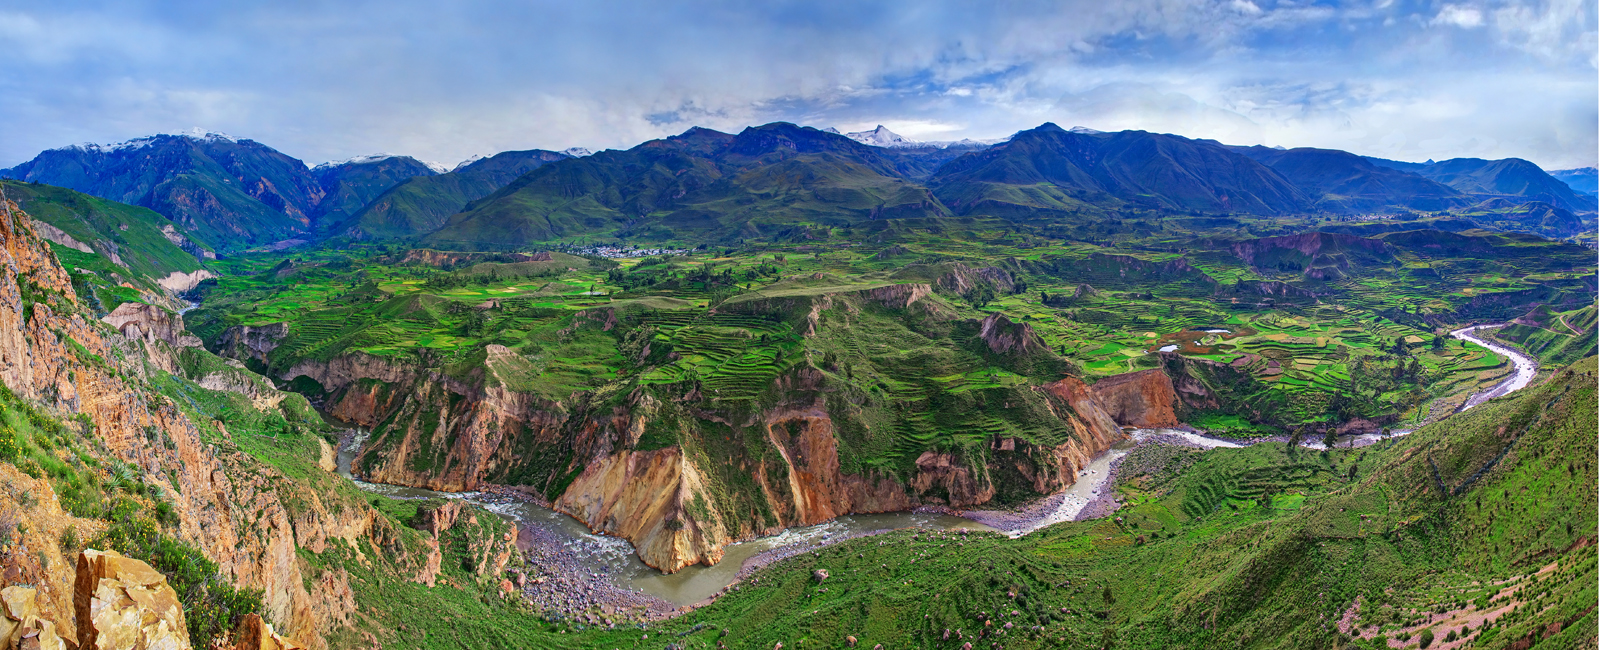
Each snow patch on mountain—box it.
[561,147,594,157]
[312,153,400,170]
[422,160,450,173]
[452,154,487,172]
[55,128,239,154]
[1067,126,1103,134]
[845,125,917,147]
[838,125,1003,149]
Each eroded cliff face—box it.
[216,322,290,366]
[1086,369,1181,428]
[557,447,726,572]
[272,281,1152,574]
[0,202,452,648]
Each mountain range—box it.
[4,123,1594,253]
[1550,166,1598,194]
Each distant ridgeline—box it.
[4,123,1595,253]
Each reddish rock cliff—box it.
[1087,369,1182,428]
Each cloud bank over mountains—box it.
[1,0,1594,169]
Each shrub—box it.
[60,525,78,553]
[0,427,18,462]
[1418,628,1434,648]
[94,501,264,646]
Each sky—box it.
[1,0,1595,170]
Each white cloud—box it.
[1432,5,1486,28]
[0,0,1593,169]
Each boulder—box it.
[231,614,303,650]
[0,586,66,650]
[812,569,829,584]
[74,549,191,650]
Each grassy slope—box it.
[575,357,1596,649]
[1493,304,1597,367]
[2,179,210,280]
[335,150,571,240]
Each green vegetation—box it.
[566,358,1597,649]
[95,498,266,646]
[1490,303,1597,367]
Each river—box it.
[334,438,991,607]
[1449,323,1540,410]
[326,322,1540,609]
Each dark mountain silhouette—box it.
[930,124,1309,220]
[1231,146,1468,213]
[330,149,571,240]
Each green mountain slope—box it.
[422,123,950,250]
[1233,146,1470,213]
[1,179,213,279]
[1496,303,1597,367]
[2,133,322,251]
[932,124,1310,219]
[1366,156,1597,214]
[580,357,1597,649]
[332,149,571,240]
[1,179,215,310]
[310,155,440,231]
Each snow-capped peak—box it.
[312,153,400,170]
[561,147,593,158]
[844,125,917,148]
[174,126,236,141]
[832,124,1005,150]
[452,154,487,172]
[422,160,449,173]
[1067,126,1103,135]
[54,128,238,154]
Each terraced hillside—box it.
[175,213,1594,578]
[572,357,1597,649]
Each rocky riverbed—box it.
[512,517,680,624]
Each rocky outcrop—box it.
[1229,232,1391,268]
[0,587,68,650]
[156,269,216,293]
[216,322,290,366]
[1087,369,1181,428]
[101,302,201,348]
[764,402,915,518]
[1035,376,1129,476]
[861,283,932,310]
[75,550,190,650]
[350,379,563,491]
[283,350,417,391]
[936,263,1015,295]
[412,501,519,582]
[910,451,995,506]
[29,221,91,254]
[0,203,382,648]
[160,224,216,261]
[556,447,727,572]
[232,614,303,650]
[978,313,1048,355]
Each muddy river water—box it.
[336,441,990,606]
[329,322,1538,608]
